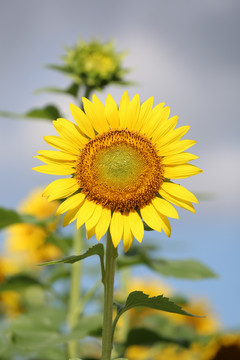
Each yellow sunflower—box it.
[201,334,240,360]
[5,188,61,265]
[33,92,201,251]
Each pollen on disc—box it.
[94,144,146,188]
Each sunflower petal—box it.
[127,94,141,130]
[110,212,124,247]
[152,115,178,143]
[69,103,95,138]
[82,97,109,133]
[159,188,196,213]
[135,96,154,131]
[85,204,103,231]
[157,139,197,156]
[53,118,88,146]
[141,104,167,136]
[43,135,80,155]
[152,197,179,219]
[32,164,75,175]
[157,125,190,147]
[76,200,97,229]
[56,193,86,215]
[86,226,96,240]
[42,178,79,201]
[105,94,120,128]
[164,164,202,179]
[140,204,162,233]
[161,182,199,204]
[157,213,171,237]
[129,211,144,243]
[122,214,134,252]
[95,208,111,241]
[119,91,130,128]
[34,155,75,166]
[37,150,77,162]
[62,204,82,227]
[162,152,198,165]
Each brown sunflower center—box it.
[75,129,164,213]
[213,344,240,360]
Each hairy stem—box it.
[67,226,84,358]
[101,230,118,360]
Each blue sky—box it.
[0,0,239,328]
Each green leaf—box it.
[0,104,62,121]
[117,249,216,279]
[0,334,10,356]
[0,207,58,231]
[151,258,217,279]
[121,291,197,317]
[70,314,103,339]
[26,104,62,120]
[125,327,190,347]
[39,243,105,281]
[35,82,79,97]
[0,207,22,229]
[112,291,200,340]
[0,274,44,292]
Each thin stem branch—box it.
[101,230,118,360]
[67,226,84,358]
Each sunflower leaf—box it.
[0,274,45,292]
[125,327,190,347]
[25,104,62,120]
[112,291,199,340]
[151,258,217,279]
[117,249,216,279]
[118,291,197,317]
[0,104,62,121]
[34,82,79,97]
[38,243,105,281]
[0,207,22,229]
[0,207,57,230]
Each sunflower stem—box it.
[67,226,84,358]
[101,230,118,360]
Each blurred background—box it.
[0,0,239,329]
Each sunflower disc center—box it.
[94,144,146,188]
[75,129,164,213]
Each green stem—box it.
[67,226,84,358]
[101,230,118,360]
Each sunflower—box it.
[201,334,240,360]
[5,188,62,264]
[33,92,201,251]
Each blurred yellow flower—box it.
[167,300,219,335]
[0,257,22,317]
[5,188,61,266]
[0,291,22,318]
[201,334,240,360]
[126,343,201,360]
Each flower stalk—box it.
[67,226,84,358]
[101,230,118,360]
